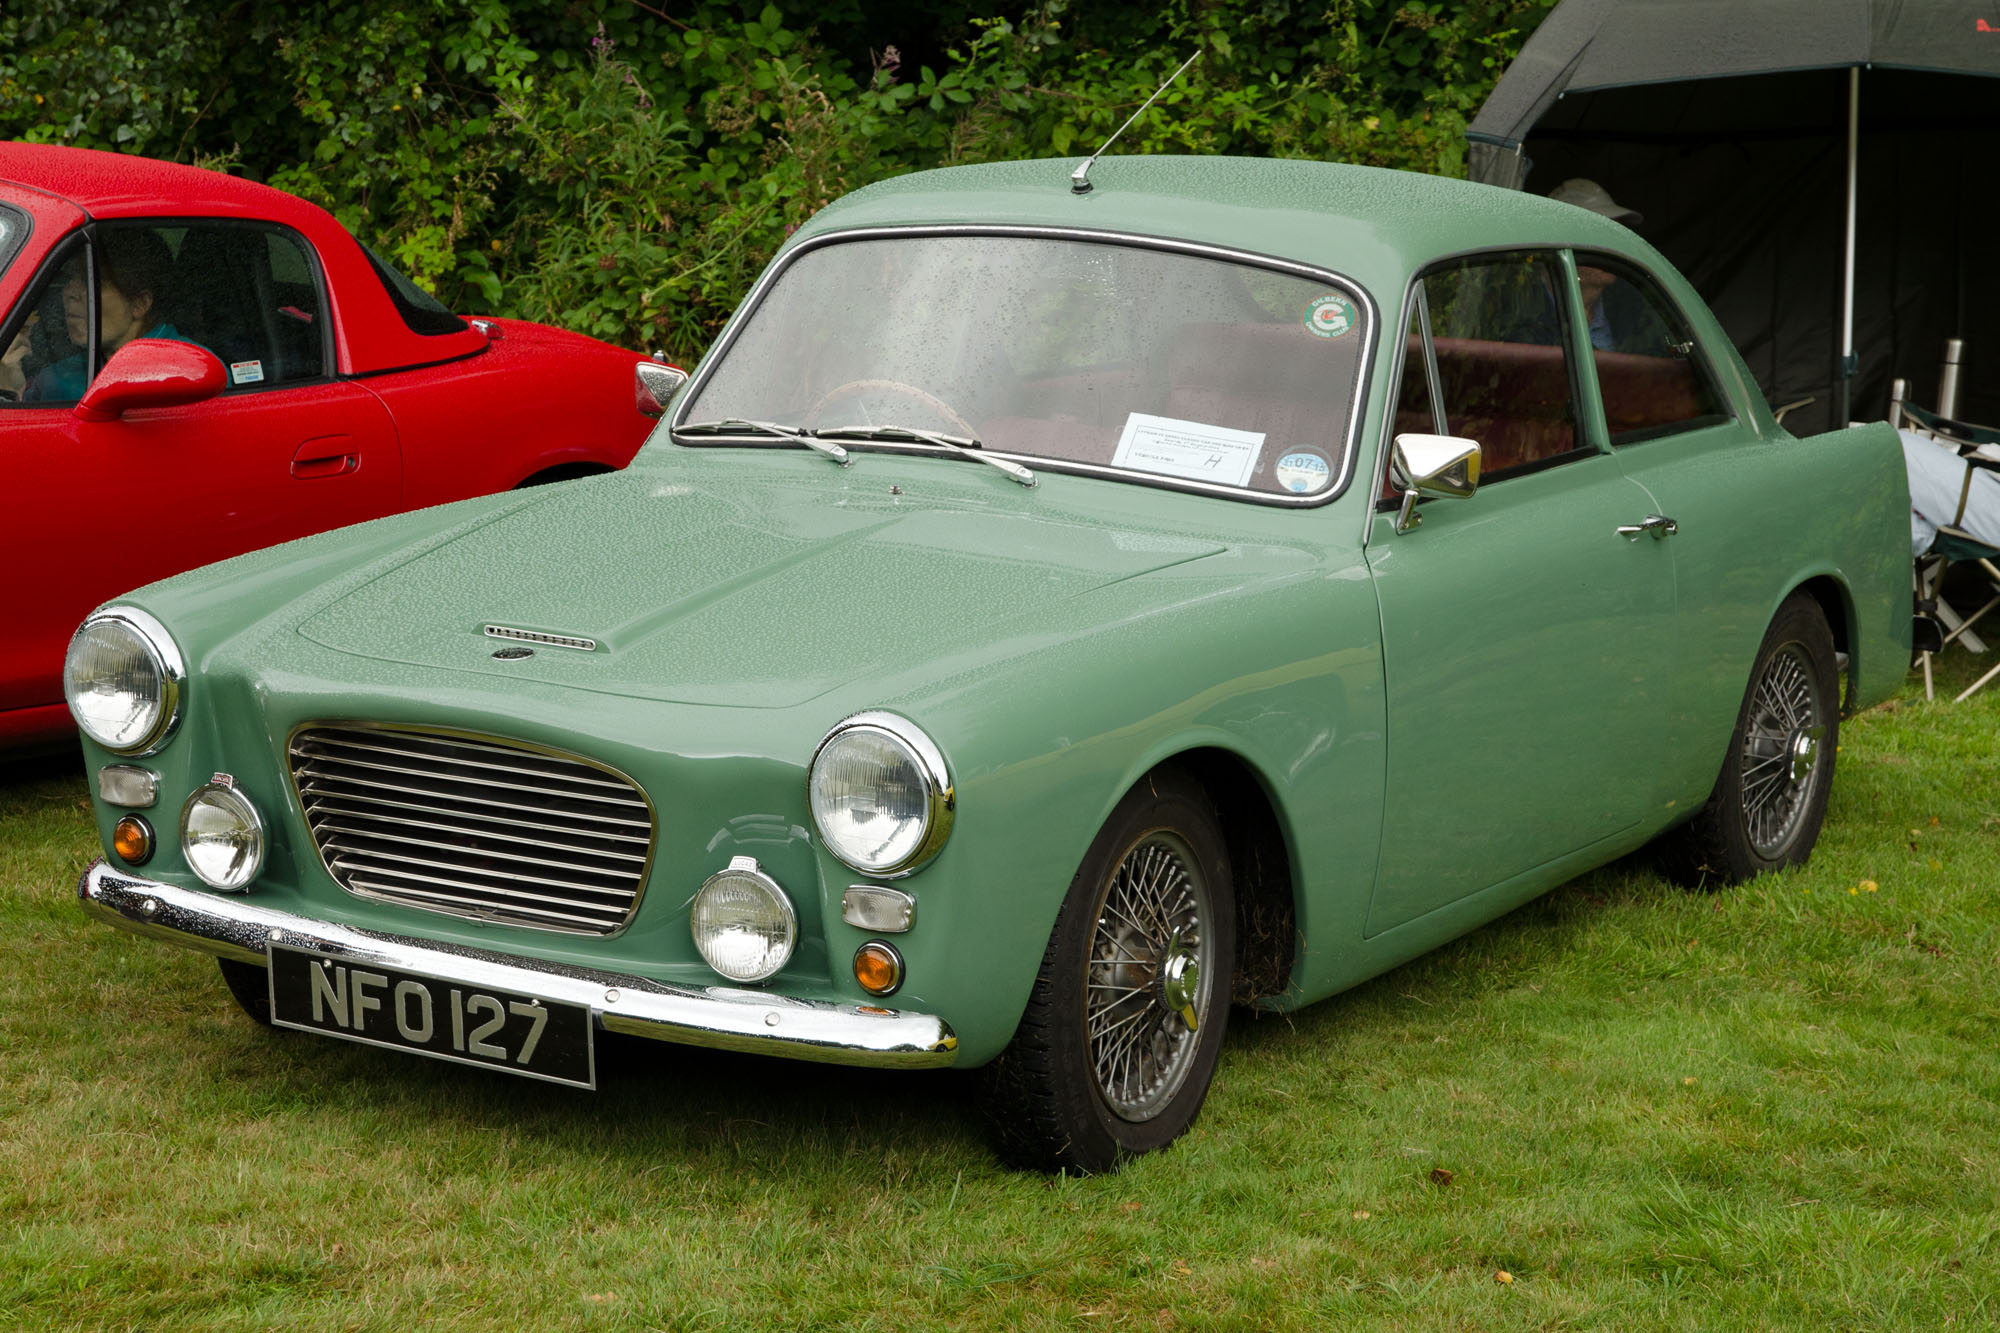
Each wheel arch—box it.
[1789,573,1858,711]
[1148,747,1298,1006]
[515,460,615,489]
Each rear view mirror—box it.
[1390,433,1482,534]
[73,339,227,423]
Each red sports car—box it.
[0,144,680,750]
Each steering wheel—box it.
[807,378,979,440]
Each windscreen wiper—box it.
[815,424,1036,488]
[675,418,850,466]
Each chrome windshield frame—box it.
[669,224,1378,508]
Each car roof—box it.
[0,143,487,374]
[794,155,1665,296]
[0,142,318,224]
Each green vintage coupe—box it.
[70,157,1910,1171]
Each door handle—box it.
[292,435,360,479]
[1616,514,1678,541]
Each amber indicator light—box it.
[853,942,904,997]
[113,815,154,866]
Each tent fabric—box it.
[1466,0,2000,435]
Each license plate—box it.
[267,944,595,1088]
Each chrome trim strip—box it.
[78,862,959,1069]
[670,223,1379,508]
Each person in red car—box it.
[2,230,191,401]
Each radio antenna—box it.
[1069,49,1203,195]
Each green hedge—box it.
[0,0,1552,362]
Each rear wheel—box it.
[216,957,273,1026]
[982,770,1235,1173]
[1669,593,1839,885]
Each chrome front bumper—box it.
[78,861,958,1069]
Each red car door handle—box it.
[292,437,360,479]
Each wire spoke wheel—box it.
[1085,831,1213,1121]
[1666,592,1838,887]
[981,770,1235,1173]
[1737,641,1826,859]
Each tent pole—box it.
[1839,66,1859,424]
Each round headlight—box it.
[64,608,184,754]
[180,781,265,892]
[807,712,953,877]
[691,857,796,983]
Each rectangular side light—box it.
[98,765,160,809]
[842,885,916,933]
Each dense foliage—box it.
[0,0,1553,361]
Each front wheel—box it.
[1668,592,1839,885]
[981,770,1235,1173]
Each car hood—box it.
[297,468,1230,708]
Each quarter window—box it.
[1397,251,1591,480]
[1572,251,1729,444]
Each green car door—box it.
[1362,250,1679,936]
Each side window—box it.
[172,222,329,388]
[1573,250,1730,444]
[1416,252,1590,478]
[0,221,329,406]
[0,243,93,405]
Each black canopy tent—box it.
[1467,0,2000,435]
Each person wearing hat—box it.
[1547,179,1647,353]
[1547,178,1643,227]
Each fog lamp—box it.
[179,779,265,892]
[691,856,797,983]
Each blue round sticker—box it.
[1275,451,1331,494]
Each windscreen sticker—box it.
[1304,294,1357,339]
[229,359,265,385]
[1113,413,1264,488]
[1274,450,1332,494]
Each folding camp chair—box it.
[1901,402,2000,700]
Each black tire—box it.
[217,956,274,1026]
[981,769,1235,1173]
[1668,593,1839,885]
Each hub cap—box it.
[1739,642,1825,858]
[1087,831,1212,1122]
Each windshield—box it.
[678,232,1371,502]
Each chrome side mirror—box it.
[1390,433,1481,534]
[635,360,689,418]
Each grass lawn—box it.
[2,655,1996,1331]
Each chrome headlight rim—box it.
[178,780,266,892]
[807,710,954,879]
[64,606,186,756]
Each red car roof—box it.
[0,143,487,374]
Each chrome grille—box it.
[289,724,653,935]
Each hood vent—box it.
[484,625,598,653]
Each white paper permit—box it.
[1111,413,1265,488]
